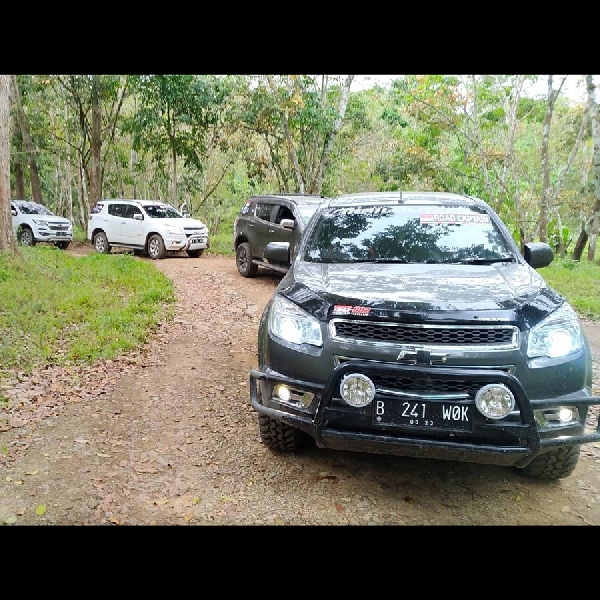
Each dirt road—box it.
[1,253,600,525]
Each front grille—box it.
[184,227,204,238]
[333,356,514,399]
[330,319,519,349]
[49,223,69,231]
[371,373,481,397]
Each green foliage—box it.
[0,246,175,376]
[540,259,600,319]
[8,73,594,262]
[207,232,235,256]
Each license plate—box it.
[57,232,66,236]
[190,237,204,244]
[373,399,473,431]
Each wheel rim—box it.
[20,229,32,245]
[238,248,248,272]
[95,235,105,252]
[148,238,159,258]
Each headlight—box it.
[167,226,183,235]
[32,219,47,226]
[527,302,584,358]
[268,295,323,347]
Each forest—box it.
[1,74,599,260]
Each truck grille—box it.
[329,319,519,349]
[49,223,69,231]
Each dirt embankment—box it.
[1,252,600,525]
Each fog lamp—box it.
[274,384,291,402]
[533,406,579,428]
[475,384,515,419]
[340,373,375,408]
[559,408,574,423]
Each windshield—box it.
[296,203,321,225]
[16,202,54,216]
[142,203,182,219]
[302,204,513,264]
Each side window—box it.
[274,204,294,225]
[255,202,274,222]
[124,205,142,219]
[108,204,126,217]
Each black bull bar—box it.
[250,360,600,468]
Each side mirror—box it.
[11,208,17,216]
[280,218,295,229]
[523,242,553,269]
[133,213,143,221]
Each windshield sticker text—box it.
[420,213,490,225]
[329,206,394,217]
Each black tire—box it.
[93,231,111,254]
[147,234,166,260]
[258,414,308,452]
[517,445,581,480]
[236,242,258,277]
[54,241,70,250]
[17,226,36,246]
[186,249,204,258]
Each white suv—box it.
[87,199,210,259]
[11,200,73,249]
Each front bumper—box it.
[164,234,209,252]
[250,360,600,468]
[34,228,73,243]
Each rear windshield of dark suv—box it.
[302,204,513,264]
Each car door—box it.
[250,200,276,259]
[121,204,145,246]
[106,203,128,243]
[265,202,298,265]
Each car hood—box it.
[153,217,207,229]
[279,261,565,328]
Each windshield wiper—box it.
[356,259,421,264]
[456,255,516,265]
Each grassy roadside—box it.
[539,259,600,320]
[0,246,175,382]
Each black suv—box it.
[233,194,327,277]
[249,191,600,480]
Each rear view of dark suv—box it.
[233,194,327,277]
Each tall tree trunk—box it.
[11,75,43,205]
[539,76,563,243]
[585,75,600,262]
[172,145,178,206]
[13,159,26,199]
[312,75,354,194]
[0,75,19,253]
[89,75,102,209]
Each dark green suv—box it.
[233,194,327,277]
[250,191,600,480]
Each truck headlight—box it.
[167,226,183,235]
[527,303,584,359]
[268,295,323,347]
[32,219,48,226]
